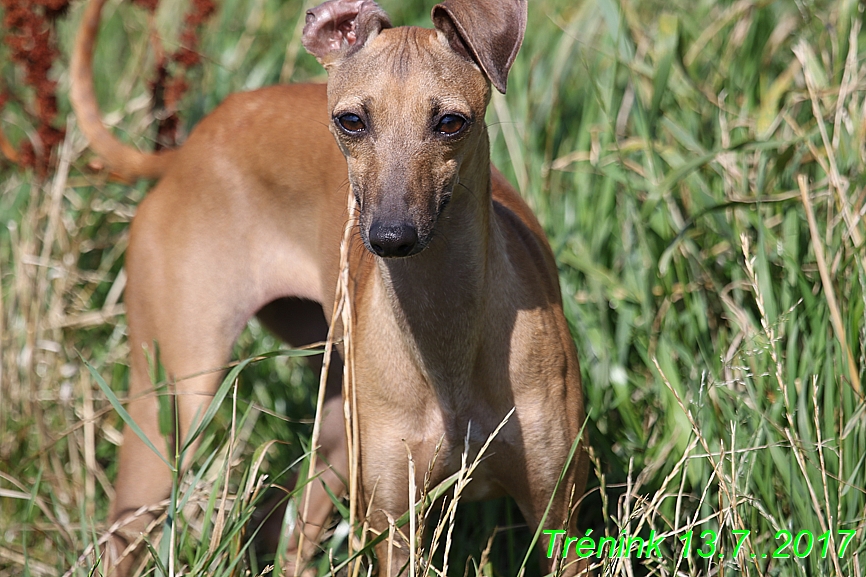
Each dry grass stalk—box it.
[293,187,357,574]
[798,175,859,392]
[407,445,417,577]
[206,379,238,557]
[423,409,515,577]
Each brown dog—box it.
[71,0,589,574]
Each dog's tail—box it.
[71,0,172,181]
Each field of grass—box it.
[2,0,866,575]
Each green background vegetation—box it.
[1,0,865,575]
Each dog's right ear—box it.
[302,0,391,66]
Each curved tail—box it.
[71,0,172,181]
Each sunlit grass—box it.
[1,0,865,575]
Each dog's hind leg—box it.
[105,178,340,573]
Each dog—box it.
[71,0,589,574]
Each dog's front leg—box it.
[366,470,427,575]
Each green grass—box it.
[2,0,866,575]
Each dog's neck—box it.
[373,138,499,385]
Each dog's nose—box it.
[368,221,418,257]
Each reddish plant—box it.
[134,0,217,149]
[0,0,217,173]
[0,0,71,175]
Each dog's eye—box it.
[436,115,466,135]
[337,113,365,133]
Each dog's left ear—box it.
[431,0,527,93]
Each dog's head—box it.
[303,0,527,258]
